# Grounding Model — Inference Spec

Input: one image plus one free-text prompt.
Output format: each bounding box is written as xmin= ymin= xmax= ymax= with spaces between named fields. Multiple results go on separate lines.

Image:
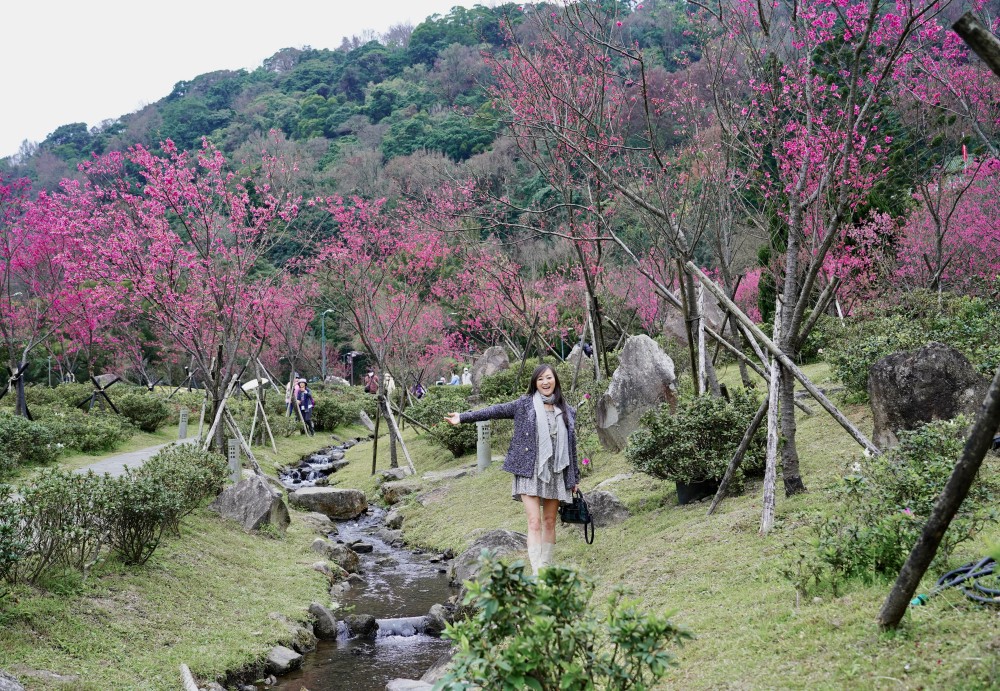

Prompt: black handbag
xmin=559 ymin=490 xmax=594 ymax=544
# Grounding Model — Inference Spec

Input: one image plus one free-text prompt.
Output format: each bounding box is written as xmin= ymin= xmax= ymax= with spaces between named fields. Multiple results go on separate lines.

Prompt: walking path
xmin=73 ymin=437 xmax=196 ymax=478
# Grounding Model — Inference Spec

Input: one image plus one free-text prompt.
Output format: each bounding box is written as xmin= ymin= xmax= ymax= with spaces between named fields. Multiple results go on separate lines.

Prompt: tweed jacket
xmin=460 ymin=395 xmax=580 ymax=489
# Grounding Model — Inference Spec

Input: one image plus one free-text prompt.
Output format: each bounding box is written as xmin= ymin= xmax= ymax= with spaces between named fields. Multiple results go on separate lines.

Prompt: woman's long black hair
xmin=526 ymin=364 xmax=568 ymax=416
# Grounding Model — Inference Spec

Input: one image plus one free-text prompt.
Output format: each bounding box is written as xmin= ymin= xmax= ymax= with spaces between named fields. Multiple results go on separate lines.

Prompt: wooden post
xmin=370 ymin=401 xmax=381 ymax=475
xmin=382 ymin=396 xmax=416 ymax=475
xmin=697 ymin=282 xmax=708 ymax=395
xmin=760 ymin=301 xmax=783 ymax=535
xmin=877 ymin=365 xmax=1000 ymax=629
xmin=686 ymin=261 xmax=879 ymax=456
xmin=202 ymin=374 xmax=239 ymax=451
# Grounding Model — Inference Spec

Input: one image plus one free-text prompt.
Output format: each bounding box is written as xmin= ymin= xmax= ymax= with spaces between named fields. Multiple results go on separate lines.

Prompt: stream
xmin=272 ymin=503 xmax=457 ymax=691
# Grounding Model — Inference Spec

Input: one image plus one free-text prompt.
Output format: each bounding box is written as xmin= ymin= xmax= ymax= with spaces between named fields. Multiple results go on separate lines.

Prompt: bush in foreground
xmin=116 ymin=392 xmax=171 ymax=433
xmin=783 ymin=417 xmax=999 ymax=596
xmin=437 ymin=553 xmax=691 ymax=690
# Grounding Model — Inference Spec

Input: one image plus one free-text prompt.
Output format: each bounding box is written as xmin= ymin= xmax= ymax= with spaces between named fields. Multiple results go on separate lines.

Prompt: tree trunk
xmin=778 ymin=345 xmax=806 ymax=496
xmin=384 ymin=398 xmax=399 ymax=469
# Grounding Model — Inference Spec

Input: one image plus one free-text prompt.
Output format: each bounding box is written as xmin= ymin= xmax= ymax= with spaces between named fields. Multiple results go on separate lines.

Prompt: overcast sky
xmin=1 ymin=0 xmax=479 ymax=158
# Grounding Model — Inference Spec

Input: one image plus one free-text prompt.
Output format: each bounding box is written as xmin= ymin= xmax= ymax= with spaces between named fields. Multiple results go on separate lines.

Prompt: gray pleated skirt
xmin=512 ymin=455 xmax=573 ymax=503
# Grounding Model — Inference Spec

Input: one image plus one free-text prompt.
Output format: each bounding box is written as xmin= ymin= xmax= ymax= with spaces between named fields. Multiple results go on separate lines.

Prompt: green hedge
xmin=116 ymin=392 xmax=171 ymax=433
xmin=0 ymin=413 xmax=59 ymax=476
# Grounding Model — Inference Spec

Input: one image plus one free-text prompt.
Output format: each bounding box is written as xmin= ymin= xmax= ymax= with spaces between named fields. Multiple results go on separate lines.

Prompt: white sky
xmin=0 ymin=0 xmax=479 ymax=158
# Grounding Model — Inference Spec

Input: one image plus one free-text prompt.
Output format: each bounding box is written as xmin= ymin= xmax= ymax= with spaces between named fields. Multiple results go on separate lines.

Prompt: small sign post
xmin=227 ymin=438 xmax=241 ymax=483
xmin=178 ymin=407 xmax=189 ymax=440
xmin=476 ymin=421 xmax=492 ymax=472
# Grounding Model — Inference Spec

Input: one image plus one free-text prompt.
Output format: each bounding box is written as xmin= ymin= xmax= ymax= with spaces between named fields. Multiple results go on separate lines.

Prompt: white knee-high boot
xmin=527 ymin=544 xmax=543 ymax=576
xmin=539 ymin=543 xmax=553 ymax=570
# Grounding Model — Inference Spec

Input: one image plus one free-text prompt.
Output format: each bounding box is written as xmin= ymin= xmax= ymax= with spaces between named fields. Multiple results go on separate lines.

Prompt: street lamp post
xmin=320 ymin=309 xmax=334 ymax=381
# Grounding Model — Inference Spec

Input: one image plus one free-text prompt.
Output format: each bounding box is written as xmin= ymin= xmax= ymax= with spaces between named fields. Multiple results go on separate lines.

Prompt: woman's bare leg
xmin=521 ymin=494 xmax=543 ymax=574
xmin=540 ymin=498 xmax=560 ymax=546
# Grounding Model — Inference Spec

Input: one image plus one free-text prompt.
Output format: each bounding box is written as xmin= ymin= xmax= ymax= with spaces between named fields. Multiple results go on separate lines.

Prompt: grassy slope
xmin=0 ymin=432 xmax=342 ymax=690
xmin=349 ymin=362 xmax=1000 ymax=690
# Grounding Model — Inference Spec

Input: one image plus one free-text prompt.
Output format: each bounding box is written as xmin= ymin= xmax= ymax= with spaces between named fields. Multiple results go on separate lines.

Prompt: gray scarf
xmin=533 ymin=391 xmax=570 ymax=483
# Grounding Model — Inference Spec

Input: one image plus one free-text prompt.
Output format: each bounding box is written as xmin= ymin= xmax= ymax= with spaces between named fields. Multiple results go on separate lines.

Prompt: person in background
xmin=448 ymin=370 xmax=461 ymax=385
xmin=444 ymin=364 xmax=581 ymax=575
xmin=412 ymin=382 xmax=426 ymax=399
xmin=461 ymin=367 xmax=472 ymax=386
xmin=383 ymin=372 xmax=396 ymax=400
xmin=295 ymin=379 xmax=315 ymax=435
xmin=363 ymin=369 xmax=379 ymax=395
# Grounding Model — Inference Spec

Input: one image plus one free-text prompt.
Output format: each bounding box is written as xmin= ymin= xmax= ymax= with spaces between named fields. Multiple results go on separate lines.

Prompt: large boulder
xmin=470 ymin=346 xmax=510 ymax=391
xmin=381 ymin=480 xmax=421 ymax=505
xmin=583 ymin=490 xmax=630 ymax=527
xmin=594 ymin=335 xmax=677 ymax=452
xmin=451 ymin=529 xmax=527 ymax=586
xmin=208 ymin=475 xmax=290 ymax=533
xmin=661 ymin=297 xmax=726 ymax=346
xmin=869 ymin=342 xmax=990 ymax=449
xmin=311 ymin=538 xmax=361 ymax=573
xmin=290 ymin=487 xmax=367 ymax=519
xmin=566 ymin=344 xmax=593 ymax=373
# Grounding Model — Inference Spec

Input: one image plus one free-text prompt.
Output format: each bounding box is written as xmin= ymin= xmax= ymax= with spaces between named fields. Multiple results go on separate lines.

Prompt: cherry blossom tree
xmin=58 ymin=139 xmax=304 ymax=448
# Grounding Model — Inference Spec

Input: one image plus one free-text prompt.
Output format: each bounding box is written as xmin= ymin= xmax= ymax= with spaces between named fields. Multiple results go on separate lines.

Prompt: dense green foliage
xmin=408 ymin=385 xmax=477 ymax=457
xmin=311 ymin=386 xmax=378 ymax=431
xmin=625 ymin=389 xmax=766 ymax=488
xmin=822 ymin=291 xmax=1000 ymax=402
xmin=115 ymin=392 xmax=171 ymax=433
xmin=438 ymin=553 xmax=691 ymax=690
xmin=136 ymin=446 xmax=229 ymax=533
xmin=34 ymin=407 xmax=135 ymax=454
xmin=784 ymin=418 xmax=999 ymax=596
xmin=1 ymin=446 xmax=229 ymax=586
xmin=0 ymin=413 xmax=58 ymax=474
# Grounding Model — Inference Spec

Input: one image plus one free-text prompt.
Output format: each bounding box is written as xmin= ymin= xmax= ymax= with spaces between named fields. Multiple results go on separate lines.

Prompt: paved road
xmin=74 ymin=437 xmax=196 ymax=478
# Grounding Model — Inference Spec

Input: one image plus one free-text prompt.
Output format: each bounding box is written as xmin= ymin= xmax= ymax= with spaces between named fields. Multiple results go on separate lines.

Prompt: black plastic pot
xmin=675 ymin=479 xmax=719 ymax=505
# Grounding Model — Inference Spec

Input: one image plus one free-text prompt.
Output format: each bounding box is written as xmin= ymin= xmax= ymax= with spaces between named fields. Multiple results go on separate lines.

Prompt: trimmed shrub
xmin=408 ymin=385 xmax=477 ymax=457
xmin=440 ymin=553 xmax=691 ymax=689
xmin=137 ymin=445 xmax=228 ymax=532
xmin=103 ymin=469 xmax=179 ymax=565
xmin=37 ymin=408 xmax=135 ymax=453
xmin=625 ymin=389 xmax=766 ymax=488
xmin=0 ymin=412 xmax=59 ymax=475
xmin=116 ymin=392 xmax=171 ymax=433
xmin=784 ymin=417 xmax=999 ymax=596
xmin=312 ymin=387 xmax=378 ymax=431
xmin=10 ymin=470 xmax=111 ymax=584
xmin=22 ymin=382 xmax=93 ymax=408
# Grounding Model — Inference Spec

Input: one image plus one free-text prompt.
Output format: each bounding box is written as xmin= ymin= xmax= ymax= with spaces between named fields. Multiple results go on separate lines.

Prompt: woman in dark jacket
xmin=445 ymin=364 xmax=580 ymax=575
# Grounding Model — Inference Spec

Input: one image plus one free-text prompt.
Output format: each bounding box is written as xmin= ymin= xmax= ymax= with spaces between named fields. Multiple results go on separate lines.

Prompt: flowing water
xmin=271 ymin=509 xmax=458 ymax=691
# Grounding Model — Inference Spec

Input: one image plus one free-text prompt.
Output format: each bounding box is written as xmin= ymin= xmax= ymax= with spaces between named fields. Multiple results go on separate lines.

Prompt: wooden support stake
xmin=760 ymin=301 xmax=783 ymax=535
xmin=370 ymin=401 xmax=381 ymax=475
xmin=708 ymin=395 xmax=769 ymax=515
xmin=686 ymin=261 xmax=879 ymax=456
xmin=382 ymin=396 xmax=416 ymax=475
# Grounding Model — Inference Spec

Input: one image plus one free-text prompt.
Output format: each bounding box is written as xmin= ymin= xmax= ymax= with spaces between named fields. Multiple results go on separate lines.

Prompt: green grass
xmin=374 ymin=362 xmax=1000 ymax=690
xmin=0 ymin=426 xmax=349 ymax=690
